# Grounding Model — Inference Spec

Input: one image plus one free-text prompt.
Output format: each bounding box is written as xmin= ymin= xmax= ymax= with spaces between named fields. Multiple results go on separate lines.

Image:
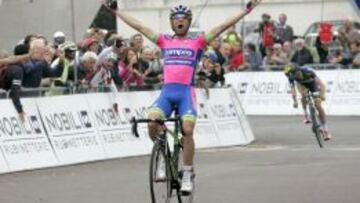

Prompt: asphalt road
xmin=0 ymin=116 xmax=359 ymax=203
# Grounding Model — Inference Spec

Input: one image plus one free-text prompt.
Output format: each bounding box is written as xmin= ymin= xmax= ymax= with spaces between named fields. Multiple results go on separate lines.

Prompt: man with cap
xmin=53 ymin=31 xmax=66 ymax=49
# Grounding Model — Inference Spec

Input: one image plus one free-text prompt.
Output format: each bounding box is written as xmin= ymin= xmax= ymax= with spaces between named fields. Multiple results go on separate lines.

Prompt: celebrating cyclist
xmin=104 ymin=0 xmax=261 ymax=193
xmin=284 ymin=63 xmax=332 ymax=141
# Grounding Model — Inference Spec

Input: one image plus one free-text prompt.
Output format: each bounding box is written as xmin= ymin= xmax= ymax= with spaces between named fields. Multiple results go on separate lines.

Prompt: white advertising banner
xmin=121 ymin=91 xmax=160 ymax=152
xmin=246 ymin=72 xmax=295 ymax=115
xmin=225 ymin=70 xmax=360 ymax=116
xmin=0 ymin=151 xmax=8 ymax=174
xmin=329 ymin=70 xmax=360 ymax=115
xmin=0 ymin=99 xmax=57 ymax=172
xmin=194 ymin=89 xmax=221 ymax=149
xmin=36 ymin=95 xmax=106 ymax=165
xmin=86 ymin=93 xmax=150 ymax=158
xmin=0 ymin=88 xmax=254 ymax=174
xmin=206 ymin=88 xmax=249 ymax=146
xmin=225 ymin=72 xmax=256 ymax=104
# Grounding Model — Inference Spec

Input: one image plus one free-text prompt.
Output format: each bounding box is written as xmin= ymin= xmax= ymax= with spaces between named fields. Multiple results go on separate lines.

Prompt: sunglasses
xmin=171 ymin=14 xmax=190 ymax=20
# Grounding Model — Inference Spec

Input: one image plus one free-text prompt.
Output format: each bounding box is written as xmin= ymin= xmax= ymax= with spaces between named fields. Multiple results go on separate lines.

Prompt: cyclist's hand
xmin=104 ymin=0 xmax=118 ymax=10
xmin=246 ymin=0 xmax=262 ymax=13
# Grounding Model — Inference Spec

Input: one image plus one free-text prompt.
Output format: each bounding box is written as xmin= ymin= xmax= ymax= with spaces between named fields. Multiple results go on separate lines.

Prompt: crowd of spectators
xmin=0 ymin=12 xmax=359 ymax=119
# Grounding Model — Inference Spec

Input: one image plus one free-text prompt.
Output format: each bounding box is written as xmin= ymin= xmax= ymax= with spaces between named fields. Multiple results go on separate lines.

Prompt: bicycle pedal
xmin=154 ymin=178 xmax=167 ymax=183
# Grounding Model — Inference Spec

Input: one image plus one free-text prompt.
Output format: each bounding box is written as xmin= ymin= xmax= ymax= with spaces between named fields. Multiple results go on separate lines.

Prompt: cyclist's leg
xmin=297 ymin=83 xmax=310 ymax=123
xmin=148 ymin=93 xmax=172 ymax=140
xmin=313 ymin=80 xmax=332 ymax=139
xmin=178 ymin=87 xmax=197 ymax=192
xmin=312 ymin=80 xmax=326 ymax=124
xmin=178 ymin=87 xmax=197 ymax=166
xmin=181 ymin=119 xmax=196 ymax=166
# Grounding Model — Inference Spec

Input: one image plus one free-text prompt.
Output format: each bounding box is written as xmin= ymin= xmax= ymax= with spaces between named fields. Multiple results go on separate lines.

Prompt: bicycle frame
xmin=160 ymin=122 xmax=183 ymax=181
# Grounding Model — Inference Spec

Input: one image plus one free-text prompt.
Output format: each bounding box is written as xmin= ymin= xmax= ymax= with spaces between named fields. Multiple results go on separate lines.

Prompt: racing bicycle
xmin=131 ymin=115 xmax=195 ymax=203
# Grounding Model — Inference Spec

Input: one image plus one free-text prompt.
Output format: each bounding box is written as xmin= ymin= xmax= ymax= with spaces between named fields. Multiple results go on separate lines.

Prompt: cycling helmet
xmin=204 ymin=51 xmax=219 ymax=64
xmin=283 ymin=63 xmax=297 ymax=74
xmin=60 ymin=41 xmax=77 ymax=51
xmin=170 ymin=5 xmax=192 ymax=20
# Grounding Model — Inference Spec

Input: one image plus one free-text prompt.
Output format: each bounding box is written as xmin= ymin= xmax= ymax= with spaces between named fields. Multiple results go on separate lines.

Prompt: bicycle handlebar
xmin=130 ymin=117 xmax=180 ymax=138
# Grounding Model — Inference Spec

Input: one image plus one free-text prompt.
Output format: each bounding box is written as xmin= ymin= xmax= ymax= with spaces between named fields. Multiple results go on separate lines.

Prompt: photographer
xmin=97 ymin=35 xmax=125 ymax=89
xmin=258 ymin=13 xmax=276 ymax=57
xmin=197 ymin=51 xmax=225 ymax=89
xmin=46 ymin=41 xmax=76 ymax=96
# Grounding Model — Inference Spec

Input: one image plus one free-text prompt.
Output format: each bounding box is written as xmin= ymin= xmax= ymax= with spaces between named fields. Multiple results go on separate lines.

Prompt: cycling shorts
xmin=149 ymin=84 xmax=197 ymax=122
xmin=296 ymin=80 xmax=326 ymax=101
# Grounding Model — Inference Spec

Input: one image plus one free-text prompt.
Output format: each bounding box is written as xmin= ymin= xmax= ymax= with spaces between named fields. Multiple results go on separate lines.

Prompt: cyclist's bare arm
xmin=107 ymin=6 xmax=157 ymax=41
xmin=206 ymin=0 xmax=261 ymax=41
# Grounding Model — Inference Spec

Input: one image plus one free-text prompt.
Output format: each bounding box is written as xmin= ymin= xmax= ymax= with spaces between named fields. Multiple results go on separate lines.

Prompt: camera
xmin=115 ymin=39 xmax=124 ymax=48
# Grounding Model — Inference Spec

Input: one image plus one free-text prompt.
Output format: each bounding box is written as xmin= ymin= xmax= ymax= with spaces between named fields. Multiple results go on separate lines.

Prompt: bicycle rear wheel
xmin=150 ymin=142 xmax=171 ymax=203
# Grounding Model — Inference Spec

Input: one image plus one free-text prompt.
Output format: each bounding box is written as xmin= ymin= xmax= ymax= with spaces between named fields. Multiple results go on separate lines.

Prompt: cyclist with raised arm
xmin=104 ymin=0 xmax=261 ymax=193
xmin=284 ymin=64 xmax=332 ymax=141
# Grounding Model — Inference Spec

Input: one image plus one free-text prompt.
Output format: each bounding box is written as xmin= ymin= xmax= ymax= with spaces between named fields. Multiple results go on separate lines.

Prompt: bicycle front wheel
xmin=150 ymin=142 xmax=171 ymax=203
xmin=315 ymin=128 xmax=325 ymax=148
xmin=309 ymin=105 xmax=324 ymax=148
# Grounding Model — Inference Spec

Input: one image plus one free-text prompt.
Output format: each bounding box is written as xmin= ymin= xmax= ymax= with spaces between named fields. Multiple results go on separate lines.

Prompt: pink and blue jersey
xmin=157 ymin=34 xmax=207 ymax=86
xmin=150 ymin=34 xmax=209 ymax=121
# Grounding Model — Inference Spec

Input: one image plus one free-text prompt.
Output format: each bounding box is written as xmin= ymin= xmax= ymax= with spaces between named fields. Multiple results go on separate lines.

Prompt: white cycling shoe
xmin=180 ymin=170 xmax=193 ymax=194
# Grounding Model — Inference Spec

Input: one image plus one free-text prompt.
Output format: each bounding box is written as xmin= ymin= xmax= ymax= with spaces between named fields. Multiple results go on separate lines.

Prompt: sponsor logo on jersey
xmin=163 ymin=48 xmax=195 ymax=58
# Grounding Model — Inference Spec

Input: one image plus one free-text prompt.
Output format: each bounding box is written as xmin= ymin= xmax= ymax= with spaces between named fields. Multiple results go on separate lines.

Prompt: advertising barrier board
xmin=0 ymin=99 xmax=57 ymax=171
xmin=36 ymin=95 xmax=106 ymax=165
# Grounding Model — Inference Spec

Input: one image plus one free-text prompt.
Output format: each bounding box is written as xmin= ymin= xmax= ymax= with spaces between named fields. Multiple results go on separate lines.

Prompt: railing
xmin=0 ymin=84 xmax=163 ymax=99
xmin=257 ymin=63 xmax=359 ymax=72
xmin=0 ymin=64 xmax=358 ymax=99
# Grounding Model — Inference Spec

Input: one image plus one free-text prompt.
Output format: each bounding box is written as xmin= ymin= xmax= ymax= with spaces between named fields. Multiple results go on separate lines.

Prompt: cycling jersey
xmin=149 ymin=33 xmax=210 ymax=121
xmin=286 ymin=66 xmax=320 ymax=92
xmin=157 ymin=34 xmax=208 ymax=85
